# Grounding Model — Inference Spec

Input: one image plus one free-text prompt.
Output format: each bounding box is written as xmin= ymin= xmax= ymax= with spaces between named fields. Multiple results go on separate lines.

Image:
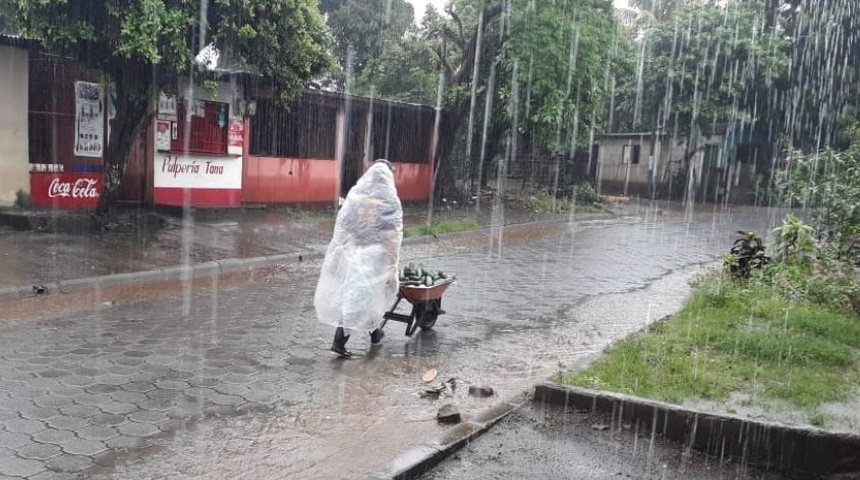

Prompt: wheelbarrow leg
xmin=405 ymin=301 xmax=427 ymax=336
xmin=380 ymin=295 xmax=406 ymax=332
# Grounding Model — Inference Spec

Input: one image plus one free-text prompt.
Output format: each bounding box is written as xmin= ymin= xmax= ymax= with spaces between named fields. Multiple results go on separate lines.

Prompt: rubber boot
xmin=330 ymin=327 xmax=351 ymax=358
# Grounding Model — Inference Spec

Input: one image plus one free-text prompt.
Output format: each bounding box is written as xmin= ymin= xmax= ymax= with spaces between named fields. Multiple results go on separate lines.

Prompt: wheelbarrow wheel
xmin=416 ymin=300 xmax=439 ymax=330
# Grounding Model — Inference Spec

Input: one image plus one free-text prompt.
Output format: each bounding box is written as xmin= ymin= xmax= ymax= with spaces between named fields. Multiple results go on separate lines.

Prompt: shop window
xmin=171 ymin=101 xmax=229 ymax=155
xmin=622 ymin=144 xmax=640 ymax=164
xmin=250 ymin=99 xmax=337 ymax=159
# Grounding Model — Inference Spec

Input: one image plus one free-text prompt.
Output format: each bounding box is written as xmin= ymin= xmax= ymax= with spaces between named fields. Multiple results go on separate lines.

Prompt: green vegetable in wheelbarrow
xmin=399 ymin=264 xmax=455 ymax=286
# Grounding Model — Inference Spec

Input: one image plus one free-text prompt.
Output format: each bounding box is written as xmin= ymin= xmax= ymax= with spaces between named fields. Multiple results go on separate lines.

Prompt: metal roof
xmin=0 ymin=34 xmax=38 ymax=49
xmin=598 ymin=132 xmax=665 ymax=139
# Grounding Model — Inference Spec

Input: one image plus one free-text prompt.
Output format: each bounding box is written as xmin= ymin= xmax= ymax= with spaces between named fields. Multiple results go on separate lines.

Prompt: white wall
xmin=0 ymin=45 xmax=29 ymax=207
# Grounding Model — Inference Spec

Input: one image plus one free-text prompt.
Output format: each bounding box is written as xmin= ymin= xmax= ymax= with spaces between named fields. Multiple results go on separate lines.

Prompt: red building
xmin=26 ymin=52 xmax=107 ymax=209
xmin=15 ymin=40 xmax=437 ymax=210
xmin=242 ymin=89 xmax=436 ymax=206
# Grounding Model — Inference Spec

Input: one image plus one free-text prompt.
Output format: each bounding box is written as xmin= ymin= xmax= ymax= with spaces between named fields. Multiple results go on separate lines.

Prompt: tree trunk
xmin=96 ymin=71 xmax=154 ymax=216
xmin=432 ymin=107 xmax=467 ymax=202
xmin=430 ymin=2 xmax=505 ymax=204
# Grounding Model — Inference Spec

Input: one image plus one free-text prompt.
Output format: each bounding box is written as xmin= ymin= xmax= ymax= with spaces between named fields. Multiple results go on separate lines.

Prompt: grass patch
xmin=403 ymin=219 xmax=480 ymax=238
xmin=566 ymin=273 xmax=860 ymax=408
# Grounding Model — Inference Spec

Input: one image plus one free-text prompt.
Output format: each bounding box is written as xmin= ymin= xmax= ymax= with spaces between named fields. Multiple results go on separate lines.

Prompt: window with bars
xmin=170 ymin=101 xmax=230 ymax=155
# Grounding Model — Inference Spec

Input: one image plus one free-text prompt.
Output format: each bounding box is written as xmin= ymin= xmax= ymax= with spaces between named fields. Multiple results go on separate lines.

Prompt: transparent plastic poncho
xmin=314 ymin=162 xmax=403 ymax=333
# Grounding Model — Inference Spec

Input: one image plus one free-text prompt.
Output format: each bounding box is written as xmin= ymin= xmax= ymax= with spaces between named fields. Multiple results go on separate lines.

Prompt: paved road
xmin=0 ymin=204 xmax=783 ymax=479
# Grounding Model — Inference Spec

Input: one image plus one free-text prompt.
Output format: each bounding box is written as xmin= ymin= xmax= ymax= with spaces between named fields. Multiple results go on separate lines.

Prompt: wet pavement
xmin=0 ymin=203 xmax=582 ymax=289
xmin=0 ymin=202 xmax=787 ymax=479
xmin=424 ymin=401 xmax=785 ymax=480
xmin=0 ymin=210 xmax=335 ymax=289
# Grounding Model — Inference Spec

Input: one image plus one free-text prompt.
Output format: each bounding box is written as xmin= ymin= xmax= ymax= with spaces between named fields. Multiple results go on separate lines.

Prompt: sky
xmin=407 ymin=0 xmax=630 ymax=21
xmin=406 ymin=0 xmax=447 ymax=20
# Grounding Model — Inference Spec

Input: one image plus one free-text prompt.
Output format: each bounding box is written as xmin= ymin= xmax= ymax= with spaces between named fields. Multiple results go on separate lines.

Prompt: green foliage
xmin=503 ymin=0 xmax=626 ymax=154
xmin=724 ymin=231 xmax=770 ymax=279
xmin=567 ymin=271 xmax=860 ymax=409
xmin=326 ymin=0 xmax=414 ymax=77
xmin=770 ymin=214 xmax=818 ymax=264
xmin=751 ymin=255 xmax=860 ymax=315
xmin=352 ymin=35 xmax=440 ymax=105
xmin=342 ymin=0 xmax=631 ymax=197
xmin=777 ymin=142 xmax=860 ymax=258
xmin=628 ymin=0 xmax=679 ymax=21
xmin=617 ymin=0 xmax=789 ymax=142
xmin=0 ymin=0 xmax=17 ymax=34
xmin=514 ymin=191 xmax=572 ymax=214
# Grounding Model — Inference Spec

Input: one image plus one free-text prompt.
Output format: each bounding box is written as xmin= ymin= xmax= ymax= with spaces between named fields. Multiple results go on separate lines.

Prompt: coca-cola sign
xmin=31 ymin=172 xmax=103 ymax=209
xmin=47 ymin=178 xmax=100 ymax=199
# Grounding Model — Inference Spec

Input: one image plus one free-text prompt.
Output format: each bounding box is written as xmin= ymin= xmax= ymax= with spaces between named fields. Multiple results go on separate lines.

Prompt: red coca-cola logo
xmin=48 ymin=178 xmax=100 ymax=199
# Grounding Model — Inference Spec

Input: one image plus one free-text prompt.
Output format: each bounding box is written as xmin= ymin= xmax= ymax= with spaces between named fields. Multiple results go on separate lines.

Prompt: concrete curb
xmin=363 ymin=399 xmax=523 ymax=480
xmin=533 ymin=383 xmax=860 ymax=480
xmin=0 ymin=213 xmax=626 ymax=305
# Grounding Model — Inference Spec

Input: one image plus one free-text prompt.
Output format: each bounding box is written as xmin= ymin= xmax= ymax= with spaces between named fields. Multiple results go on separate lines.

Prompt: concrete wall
xmin=596 ymin=135 xmax=681 ymax=197
xmin=597 ymin=134 xmax=733 ymax=200
xmin=0 ymin=45 xmax=29 ymax=207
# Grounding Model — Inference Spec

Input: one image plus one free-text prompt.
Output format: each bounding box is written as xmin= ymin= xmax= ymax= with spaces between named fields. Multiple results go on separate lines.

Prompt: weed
xmin=771 ymin=214 xmax=818 ymax=263
xmin=533 ymin=419 xmax=550 ymax=432
xmin=809 ymin=412 xmax=828 ymax=427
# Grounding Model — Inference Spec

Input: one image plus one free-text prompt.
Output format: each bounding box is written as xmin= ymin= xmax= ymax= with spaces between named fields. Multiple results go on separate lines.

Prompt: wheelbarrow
xmin=381 ymin=279 xmax=455 ymax=336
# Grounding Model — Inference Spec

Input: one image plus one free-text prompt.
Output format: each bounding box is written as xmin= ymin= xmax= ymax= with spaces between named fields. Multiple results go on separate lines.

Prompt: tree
xmin=415 ymin=0 xmax=626 ymax=200
xmin=337 ymin=0 xmax=627 ymax=201
xmin=774 ymin=0 xmax=860 ymax=151
xmin=778 ymin=136 xmax=860 ymax=258
xmin=325 ymin=0 xmax=415 ymax=78
xmin=612 ymin=0 xmax=790 ymax=199
xmin=352 ymin=31 xmax=439 ymax=105
xmin=16 ymin=0 xmax=333 ymax=215
xmin=503 ymin=0 xmax=624 ymax=156
xmin=634 ymin=1 xmax=788 ymax=134
xmin=0 ymin=0 xmax=16 ymax=34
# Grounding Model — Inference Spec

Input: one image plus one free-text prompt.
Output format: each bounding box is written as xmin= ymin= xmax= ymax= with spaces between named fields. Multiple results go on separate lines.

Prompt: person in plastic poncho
xmin=314 ymin=159 xmax=403 ymax=357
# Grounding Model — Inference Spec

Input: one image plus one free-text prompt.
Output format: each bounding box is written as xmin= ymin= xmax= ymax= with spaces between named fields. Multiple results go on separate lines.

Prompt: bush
xmin=771 ymin=213 xmax=818 ymax=264
xmin=756 ymin=214 xmax=860 ymax=314
xmin=723 ymin=231 xmax=770 ymax=279
xmin=752 ymin=255 xmax=860 ymax=314
xmin=777 ymin=141 xmax=860 ymax=259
